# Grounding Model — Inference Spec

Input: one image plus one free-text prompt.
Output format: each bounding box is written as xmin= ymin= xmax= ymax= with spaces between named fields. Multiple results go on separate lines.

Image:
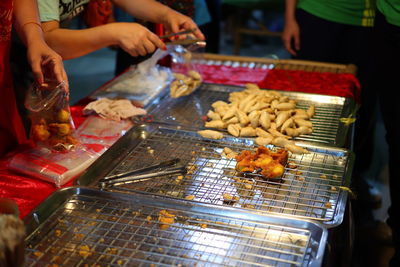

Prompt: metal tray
xmin=24 ymin=187 xmax=327 ymax=267
xmin=146 ymin=83 xmax=356 ymax=147
xmin=76 ymin=124 xmax=354 ymax=227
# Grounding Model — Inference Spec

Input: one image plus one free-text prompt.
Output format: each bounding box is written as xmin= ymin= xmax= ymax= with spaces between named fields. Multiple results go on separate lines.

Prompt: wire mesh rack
xmin=147 ymin=83 xmax=355 ymax=147
xmin=77 ymin=124 xmax=353 ymax=227
xmin=24 ymin=187 xmax=327 ymax=267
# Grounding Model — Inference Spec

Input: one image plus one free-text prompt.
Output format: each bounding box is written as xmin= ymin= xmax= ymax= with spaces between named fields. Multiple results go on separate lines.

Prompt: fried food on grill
xmin=235 ymin=146 xmax=288 ymax=180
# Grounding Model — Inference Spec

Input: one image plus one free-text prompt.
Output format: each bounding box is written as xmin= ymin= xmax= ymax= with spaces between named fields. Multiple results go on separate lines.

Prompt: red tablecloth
xmin=0 ymin=64 xmax=360 ymax=219
xmin=0 ymin=105 xmax=87 ymax=219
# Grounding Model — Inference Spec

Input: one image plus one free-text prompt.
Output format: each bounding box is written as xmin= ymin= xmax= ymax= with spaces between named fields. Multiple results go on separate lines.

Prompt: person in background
xmin=372 ymin=1 xmax=400 ymax=266
xmin=0 ymin=0 xmax=67 ymax=157
xmin=199 ymin=0 xmax=222 ymax=54
xmin=282 ymin=0 xmax=379 ymax=222
xmin=37 ymin=0 xmax=205 ymax=61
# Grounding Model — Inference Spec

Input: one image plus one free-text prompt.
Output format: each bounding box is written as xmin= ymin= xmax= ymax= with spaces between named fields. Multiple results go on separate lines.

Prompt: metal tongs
xmin=99 ymin=158 xmax=186 ymax=188
xmin=160 ymin=28 xmax=206 ymax=47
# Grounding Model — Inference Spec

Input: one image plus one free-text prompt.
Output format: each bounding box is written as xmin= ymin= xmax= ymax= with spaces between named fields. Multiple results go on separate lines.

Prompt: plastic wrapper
xmin=168 ymin=42 xmax=206 ymax=98
xmin=99 ymin=49 xmax=174 ymax=106
xmin=75 ymin=115 xmax=134 ymax=147
xmin=8 ymin=145 xmax=106 ymax=187
xmin=25 ymin=81 xmax=79 ymax=152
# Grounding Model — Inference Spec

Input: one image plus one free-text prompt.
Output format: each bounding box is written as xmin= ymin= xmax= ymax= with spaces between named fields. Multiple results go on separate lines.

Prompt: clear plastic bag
xmin=8 ymin=145 xmax=106 ymax=187
xmin=102 ymin=49 xmax=174 ymax=106
xmin=25 ymin=80 xmax=79 ymax=152
xmin=168 ymin=43 xmax=206 ymax=98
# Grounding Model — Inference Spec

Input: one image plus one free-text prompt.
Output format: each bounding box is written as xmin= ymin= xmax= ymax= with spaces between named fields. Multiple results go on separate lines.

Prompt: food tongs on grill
xmin=99 ymin=158 xmax=186 ymax=188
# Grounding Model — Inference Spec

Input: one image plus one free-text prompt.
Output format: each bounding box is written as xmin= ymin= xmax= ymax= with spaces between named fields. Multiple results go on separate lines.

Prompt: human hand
xmin=160 ymin=9 xmax=205 ymax=41
xmin=26 ymin=41 xmax=69 ymax=91
xmin=112 ymin=22 xmax=167 ymax=57
xmin=282 ymin=19 xmax=300 ymax=56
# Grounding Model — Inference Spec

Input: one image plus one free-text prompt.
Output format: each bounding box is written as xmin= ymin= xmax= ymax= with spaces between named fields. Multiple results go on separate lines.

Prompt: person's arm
xmin=40 ymin=0 xmax=204 ymax=60
xmin=112 ymin=0 xmax=205 ymax=40
xmin=13 ymin=0 xmax=68 ymax=86
xmin=282 ymin=0 xmax=300 ymax=56
xmin=41 ymin=21 xmax=166 ymax=60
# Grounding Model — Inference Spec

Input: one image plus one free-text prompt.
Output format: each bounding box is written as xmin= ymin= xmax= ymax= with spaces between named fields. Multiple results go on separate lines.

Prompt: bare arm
xmin=282 ymin=0 xmax=300 ymax=56
xmin=41 ymin=0 xmax=204 ymax=60
xmin=41 ymin=21 xmax=167 ymax=60
xmin=13 ymin=0 xmax=68 ymax=86
xmin=41 ymin=21 xmax=116 ymax=59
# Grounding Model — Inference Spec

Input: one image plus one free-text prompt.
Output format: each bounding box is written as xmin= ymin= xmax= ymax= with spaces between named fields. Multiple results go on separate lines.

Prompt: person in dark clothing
xmin=282 ymin=0 xmax=379 ymax=222
xmin=372 ymin=1 xmax=400 ymax=265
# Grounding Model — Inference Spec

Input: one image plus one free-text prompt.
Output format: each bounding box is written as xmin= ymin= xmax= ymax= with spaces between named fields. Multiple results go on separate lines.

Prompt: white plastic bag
xmin=104 ymin=49 xmax=174 ymax=102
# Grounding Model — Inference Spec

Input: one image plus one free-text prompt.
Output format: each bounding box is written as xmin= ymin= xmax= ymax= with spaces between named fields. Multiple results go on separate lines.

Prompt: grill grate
xmin=147 ymin=83 xmax=354 ymax=147
xmin=88 ymin=125 xmax=352 ymax=227
xmin=25 ymin=188 xmax=326 ymax=267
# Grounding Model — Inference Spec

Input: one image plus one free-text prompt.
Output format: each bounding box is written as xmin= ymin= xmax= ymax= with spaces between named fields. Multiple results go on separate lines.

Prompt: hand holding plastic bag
xmin=25 ymin=80 xmax=78 ymax=151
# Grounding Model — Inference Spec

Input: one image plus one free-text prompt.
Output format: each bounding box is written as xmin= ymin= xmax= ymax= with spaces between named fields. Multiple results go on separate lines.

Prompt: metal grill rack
xmin=77 ymin=124 xmax=353 ymax=227
xmin=25 ymin=187 xmax=327 ymax=267
xmin=147 ymin=83 xmax=355 ymax=147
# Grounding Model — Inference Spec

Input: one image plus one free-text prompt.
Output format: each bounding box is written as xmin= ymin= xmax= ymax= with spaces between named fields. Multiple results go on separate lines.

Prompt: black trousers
xmin=294 ymin=9 xmax=377 ymax=200
xmin=373 ymin=11 xmax=400 ymax=267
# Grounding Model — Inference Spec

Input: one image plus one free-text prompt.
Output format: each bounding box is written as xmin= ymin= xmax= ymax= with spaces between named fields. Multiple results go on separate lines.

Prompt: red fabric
xmin=0 ymin=106 xmax=86 ymax=219
xmin=187 ymin=64 xmax=268 ymax=85
xmin=0 ymin=0 xmax=28 ymax=157
xmin=70 ymin=105 xmax=86 ymax=128
xmin=0 ymin=156 xmax=74 ymax=219
xmin=257 ymin=69 xmax=361 ymax=104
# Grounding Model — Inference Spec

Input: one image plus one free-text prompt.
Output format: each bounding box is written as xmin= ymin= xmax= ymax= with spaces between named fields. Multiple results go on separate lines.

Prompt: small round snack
xmin=48 ymin=123 xmax=70 ymax=136
xmin=32 ymin=124 xmax=50 ymax=142
xmin=56 ymin=109 xmax=70 ymax=123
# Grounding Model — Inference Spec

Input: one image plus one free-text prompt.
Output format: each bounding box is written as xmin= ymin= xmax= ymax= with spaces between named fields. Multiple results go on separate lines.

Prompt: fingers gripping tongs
xmin=99 ymin=159 xmax=186 ymax=188
xmin=160 ymin=28 xmax=206 ymax=47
